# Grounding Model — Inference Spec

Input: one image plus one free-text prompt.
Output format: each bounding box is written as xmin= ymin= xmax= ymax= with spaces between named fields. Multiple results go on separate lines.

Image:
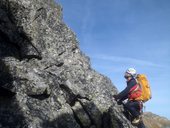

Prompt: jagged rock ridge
xmin=0 ymin=0 xmax=149 ymax=128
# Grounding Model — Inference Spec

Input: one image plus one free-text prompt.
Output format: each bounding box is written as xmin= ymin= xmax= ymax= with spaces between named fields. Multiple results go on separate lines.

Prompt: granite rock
xmin=0 ymin=0 xmax=140 ymax=128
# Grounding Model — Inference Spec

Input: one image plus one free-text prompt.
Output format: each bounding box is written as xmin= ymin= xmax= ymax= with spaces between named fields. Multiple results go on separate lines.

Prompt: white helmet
xmin=125 ymin=68 xmax=137 ymax=77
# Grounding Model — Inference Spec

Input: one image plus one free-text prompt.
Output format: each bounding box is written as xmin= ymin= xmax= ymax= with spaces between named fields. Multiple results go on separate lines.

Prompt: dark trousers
xmin=124 ymin=101 xmax=141 ymax=118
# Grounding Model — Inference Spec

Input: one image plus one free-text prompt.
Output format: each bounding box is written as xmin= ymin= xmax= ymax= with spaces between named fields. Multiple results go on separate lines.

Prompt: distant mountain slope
xmin=143 ymin=112 xmax=170 ymax=128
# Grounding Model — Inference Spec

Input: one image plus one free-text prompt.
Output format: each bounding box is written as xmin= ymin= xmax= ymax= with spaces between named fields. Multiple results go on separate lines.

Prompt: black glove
xmin=117 ymin=100 xmax=122 ymax=105
xmin=113 ymin=95 xmax=118 ymax=101
xmin=113 ymin=95 xmax=123 ymax=105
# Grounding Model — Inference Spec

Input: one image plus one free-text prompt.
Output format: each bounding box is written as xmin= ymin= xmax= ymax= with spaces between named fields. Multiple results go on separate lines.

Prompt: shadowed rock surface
xmin=0 ymin=0 xmax=169 ymax=128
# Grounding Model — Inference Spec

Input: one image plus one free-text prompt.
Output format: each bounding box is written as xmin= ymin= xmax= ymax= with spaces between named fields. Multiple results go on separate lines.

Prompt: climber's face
xmin=124 ymin=72 xmax=132 ymax=80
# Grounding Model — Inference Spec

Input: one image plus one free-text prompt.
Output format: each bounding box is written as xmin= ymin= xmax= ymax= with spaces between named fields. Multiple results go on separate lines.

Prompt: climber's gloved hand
xmin=113 ymin=95 xmax=118 ymax=101
xmin=117 ymin=100 xmax=122 ymax=105
xmin=113 ymin=95 xmax=122 ymax=105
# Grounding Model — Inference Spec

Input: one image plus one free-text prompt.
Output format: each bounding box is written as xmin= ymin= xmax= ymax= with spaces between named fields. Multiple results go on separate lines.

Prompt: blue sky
xmin=57 ymin=0 xmax=170 ymax=119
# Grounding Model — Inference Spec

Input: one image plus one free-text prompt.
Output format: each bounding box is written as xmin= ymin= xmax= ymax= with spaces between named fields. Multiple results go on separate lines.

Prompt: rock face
xmin=143 ymin=112 xmax=170 ymax=128
xmin=0 ymin=0 xmax=144 ymax=128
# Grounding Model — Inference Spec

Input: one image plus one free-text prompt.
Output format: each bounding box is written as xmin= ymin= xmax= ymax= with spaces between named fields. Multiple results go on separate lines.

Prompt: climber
xmin=113 ymin=68 xmax=143 ymax=125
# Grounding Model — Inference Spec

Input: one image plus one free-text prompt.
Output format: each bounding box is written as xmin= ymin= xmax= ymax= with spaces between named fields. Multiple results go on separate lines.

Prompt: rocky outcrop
xmin=0 ymin=0 xmax=148 ymax=128
xmin=143 ymin=112 xmax=170 ymax=128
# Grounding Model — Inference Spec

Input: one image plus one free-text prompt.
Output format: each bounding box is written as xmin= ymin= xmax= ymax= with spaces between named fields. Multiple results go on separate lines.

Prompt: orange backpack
xmin=135 ymin=74 xmax=152 ymax=102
